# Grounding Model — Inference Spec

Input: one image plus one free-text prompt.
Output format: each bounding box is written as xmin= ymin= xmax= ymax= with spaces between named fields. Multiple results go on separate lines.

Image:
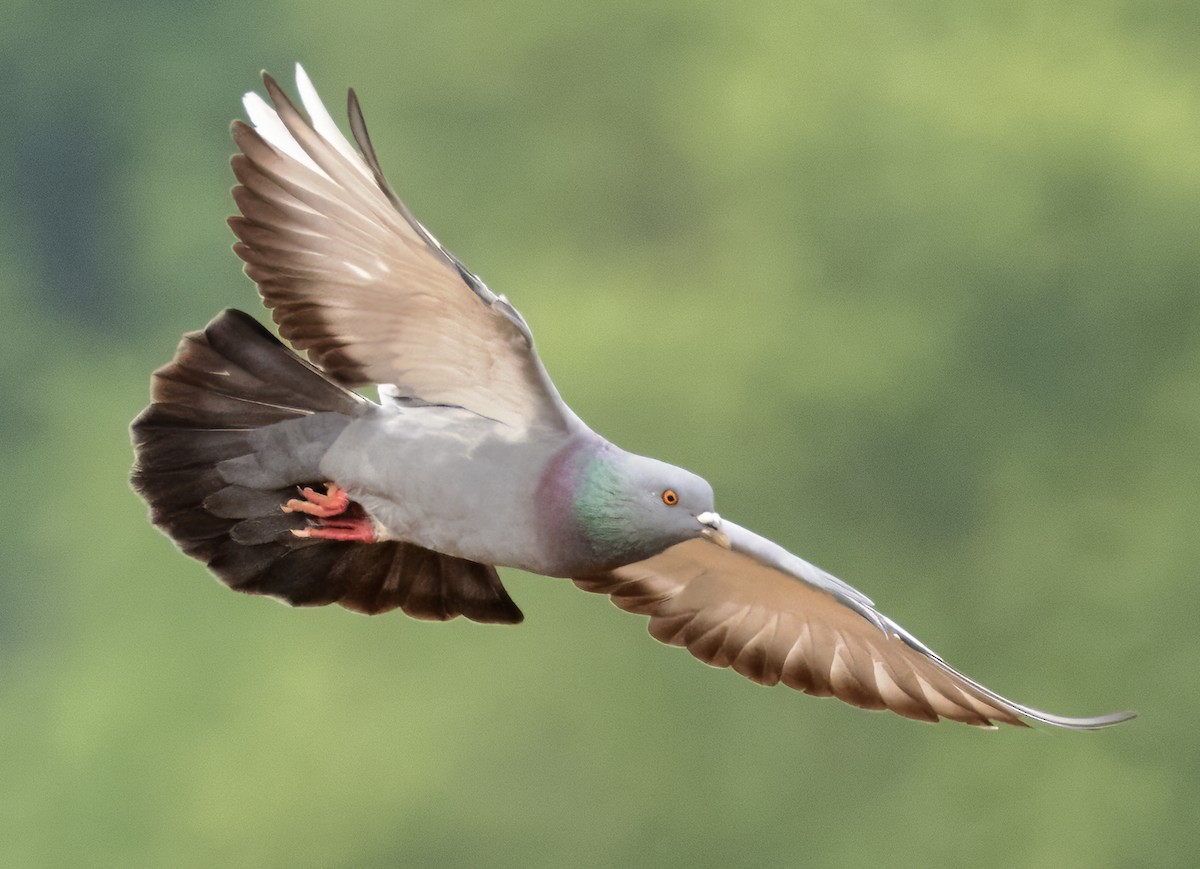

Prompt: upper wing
xmin=576 ymin=520 xmax=1135 ymax=729
xmin=228 ymin=65 xmax=581 ymax=433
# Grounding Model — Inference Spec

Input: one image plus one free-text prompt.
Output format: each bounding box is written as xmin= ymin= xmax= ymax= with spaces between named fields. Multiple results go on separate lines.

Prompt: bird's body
xmin=323 ymin=403 xmax=571 ymax=573
xmin=314 ymin=407 xmax=711 ymax=577
xmin=130 ymin=65 xmax=1134 ymax=730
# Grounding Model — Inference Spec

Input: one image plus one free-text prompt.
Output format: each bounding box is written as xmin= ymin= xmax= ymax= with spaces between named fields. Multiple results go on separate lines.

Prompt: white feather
xmin=242 ymin=91 xmax=328 ymax=178
xmin=294 ymin=63 xmax=372 ymax=179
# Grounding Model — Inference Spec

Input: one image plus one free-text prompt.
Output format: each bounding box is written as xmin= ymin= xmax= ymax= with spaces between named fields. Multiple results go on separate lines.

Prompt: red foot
xmin=281 ymin=483 xmax=350 ymax=518
xmin=291 ymin=517 xmax=377 ymax=543
xmin=282 ymin=482 xmax=378 ymax=543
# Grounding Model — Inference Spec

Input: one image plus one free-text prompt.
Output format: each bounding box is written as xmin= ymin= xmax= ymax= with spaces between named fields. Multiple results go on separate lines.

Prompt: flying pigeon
xmin=130 ymin=65 xmax=1134 ymax=730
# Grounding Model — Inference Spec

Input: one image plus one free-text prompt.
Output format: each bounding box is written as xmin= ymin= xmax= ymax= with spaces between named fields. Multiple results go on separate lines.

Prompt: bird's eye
xmin=661 ymin=489 xmax=679 ymax=506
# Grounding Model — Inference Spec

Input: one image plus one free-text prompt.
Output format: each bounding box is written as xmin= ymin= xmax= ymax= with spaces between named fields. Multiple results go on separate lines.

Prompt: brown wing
xmin=228 ymin=65 xmax=578 ymax=433
xmin=576 ymin=531 xmax=1134 ymax=729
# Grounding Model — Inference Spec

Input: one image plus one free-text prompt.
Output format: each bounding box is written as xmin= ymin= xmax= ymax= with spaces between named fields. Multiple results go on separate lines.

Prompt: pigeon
xmin=130 ymin=65 xmax=1134 ymax=730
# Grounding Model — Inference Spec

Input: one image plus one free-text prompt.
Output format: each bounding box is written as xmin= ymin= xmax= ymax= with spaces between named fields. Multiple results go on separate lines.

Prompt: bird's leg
xmin=281 ymin=483 xmax=350 ymax=517
xmin=291 ymin=517 xmax=377 ymax=543
xmin=282 ymin=483 xmax=379 ymax=543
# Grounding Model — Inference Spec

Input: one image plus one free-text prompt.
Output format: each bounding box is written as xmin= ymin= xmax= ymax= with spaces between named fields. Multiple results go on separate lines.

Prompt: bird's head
xmin=570 ymin=446 xmax=724 ymax=567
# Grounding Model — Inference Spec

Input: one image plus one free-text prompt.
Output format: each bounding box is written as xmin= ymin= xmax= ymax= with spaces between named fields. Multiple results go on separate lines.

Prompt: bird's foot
xmin=291 ymin=516 xmax=377 ymax=543
xmin=281 ymin=483 xmax=350 ymax=518
xmin=282 ymin=483 xmax=378 ymax=542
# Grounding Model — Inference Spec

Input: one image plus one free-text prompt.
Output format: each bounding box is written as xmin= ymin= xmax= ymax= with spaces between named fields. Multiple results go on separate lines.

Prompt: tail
xmin=131 ymin=309 xmax=523 ymax=624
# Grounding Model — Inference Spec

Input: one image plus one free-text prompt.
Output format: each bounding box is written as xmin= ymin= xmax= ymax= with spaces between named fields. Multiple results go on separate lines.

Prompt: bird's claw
xmin=281 ymin=483 xmax=350 ymax=517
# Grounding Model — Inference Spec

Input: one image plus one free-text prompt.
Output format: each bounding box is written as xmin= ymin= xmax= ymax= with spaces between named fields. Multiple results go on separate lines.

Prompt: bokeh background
xmin=3 ymin=2 xmax=1195 ymax=866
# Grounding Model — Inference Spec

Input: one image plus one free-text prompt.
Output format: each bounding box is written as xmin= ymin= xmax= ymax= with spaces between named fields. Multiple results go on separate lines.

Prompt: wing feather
xmin=576 ymin=529 xmax=1135 ymax=729
xmin=230 ymin=66 xmax=580 ymax=432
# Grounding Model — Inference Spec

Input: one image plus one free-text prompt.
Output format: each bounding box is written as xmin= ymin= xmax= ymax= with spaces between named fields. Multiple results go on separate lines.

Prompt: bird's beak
xmin=697 ymin=511 xmax=732 ymax=549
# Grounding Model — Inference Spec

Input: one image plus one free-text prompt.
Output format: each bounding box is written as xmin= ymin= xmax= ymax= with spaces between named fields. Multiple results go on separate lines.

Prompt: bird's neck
xmin=534 ymin=437 xmax=648 ymax=574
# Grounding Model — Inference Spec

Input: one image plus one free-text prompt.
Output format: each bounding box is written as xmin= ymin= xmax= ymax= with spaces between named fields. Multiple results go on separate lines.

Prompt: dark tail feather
xmin=131 ymin=309 xmax=523 ymax=625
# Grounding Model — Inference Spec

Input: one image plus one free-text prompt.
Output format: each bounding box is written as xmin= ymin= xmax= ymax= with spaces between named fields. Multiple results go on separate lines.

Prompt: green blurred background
xmin=3 ymin=2 xmax=1194 ymax=866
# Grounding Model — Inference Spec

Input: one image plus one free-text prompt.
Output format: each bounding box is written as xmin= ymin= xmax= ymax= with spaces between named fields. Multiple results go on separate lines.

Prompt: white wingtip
xmin=1012 ymin=705 xmax=1137 ymax=732
xmin=241 ymin=64 xmax=372 ymax=183
xmin=242 ymin=88 xmax=325 ymax=176
xmin=293 ymin=63 xmax=370 ymax=176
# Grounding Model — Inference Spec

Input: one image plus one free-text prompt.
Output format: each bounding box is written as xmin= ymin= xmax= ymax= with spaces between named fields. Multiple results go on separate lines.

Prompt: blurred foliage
xmin=2 ymin=1 xmax=1196 ymax=867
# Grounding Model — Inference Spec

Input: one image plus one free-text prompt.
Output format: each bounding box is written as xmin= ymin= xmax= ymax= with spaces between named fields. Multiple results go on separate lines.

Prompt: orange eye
xmin=661 ymin=489 xmax=679 ymax=506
